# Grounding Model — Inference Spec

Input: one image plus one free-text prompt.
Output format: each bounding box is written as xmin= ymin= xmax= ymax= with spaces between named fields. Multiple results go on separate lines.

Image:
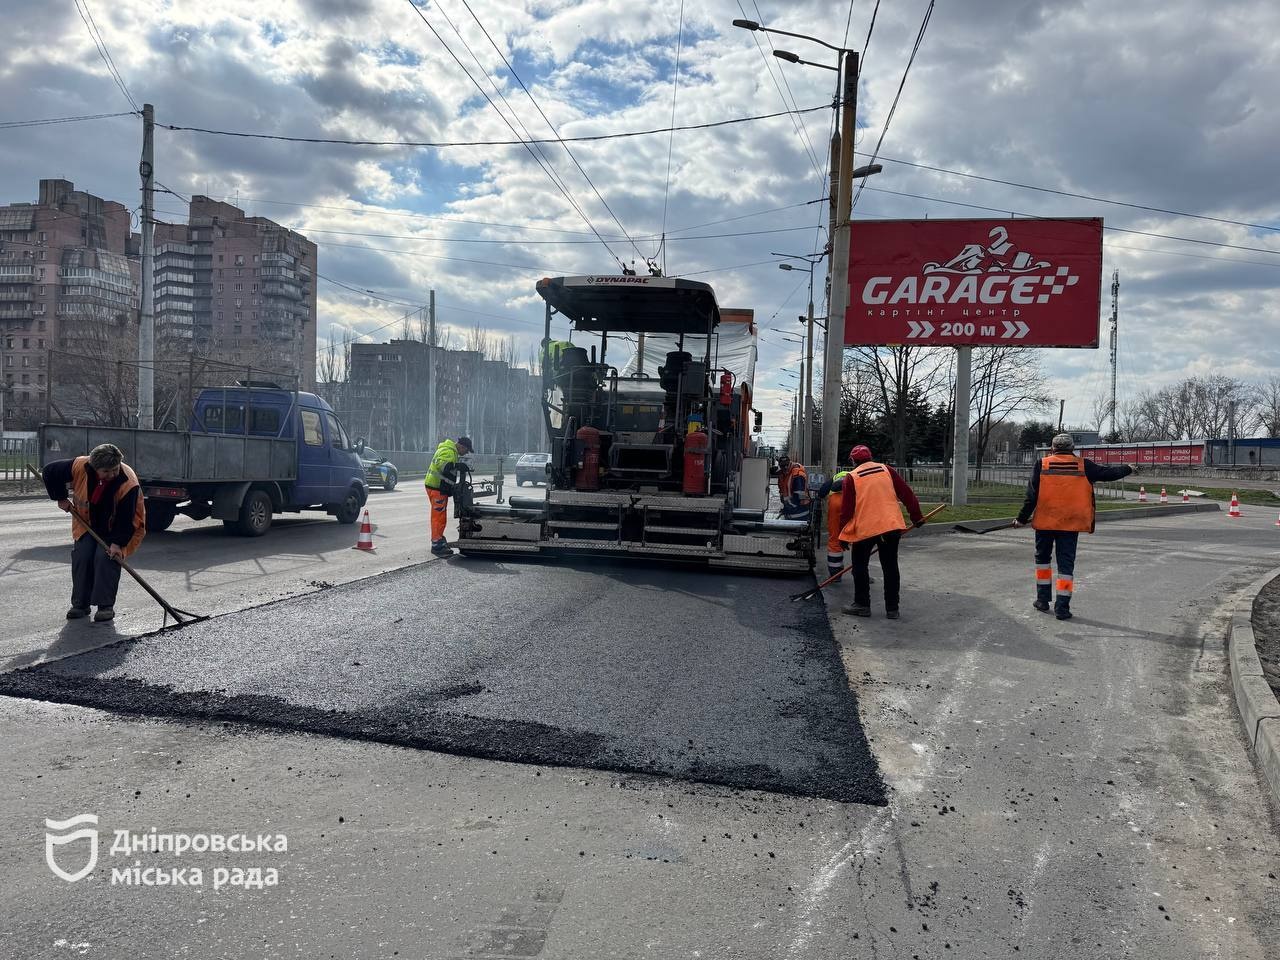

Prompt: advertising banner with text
xmin=845 ymin=218 xmax=1103 ymax=347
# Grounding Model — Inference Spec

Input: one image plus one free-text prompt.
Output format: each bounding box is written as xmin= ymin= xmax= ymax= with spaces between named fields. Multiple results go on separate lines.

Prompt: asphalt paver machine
xmin=454 ymin=275 xmax=814 ymax=573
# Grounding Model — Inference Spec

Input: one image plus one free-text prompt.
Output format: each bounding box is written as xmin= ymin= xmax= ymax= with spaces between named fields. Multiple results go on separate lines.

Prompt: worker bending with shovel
xmin=1013 ymin=433 xmax=1135 ymax=620
xmin=838 ymin=445 xmax=925 ymax=620
xmin=424 ymin=435 xmax=472 ymax=556
xmin=42 ymin=443 xmax=146 ymax=622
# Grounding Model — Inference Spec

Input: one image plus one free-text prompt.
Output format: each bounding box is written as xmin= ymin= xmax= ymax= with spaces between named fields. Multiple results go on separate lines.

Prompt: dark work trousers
xmin=853 ymin=530 xmax=902 ymax=611
xmin=71 ymin=533 xmax=123 ymax=609
xmin=1034 ymin=530 xmax=1079 ymax=586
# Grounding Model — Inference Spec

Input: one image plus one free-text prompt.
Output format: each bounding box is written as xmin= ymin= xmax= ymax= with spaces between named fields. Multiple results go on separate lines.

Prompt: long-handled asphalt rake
xmin=790 ymin=503 xmax=947 ymax=602
xmin=953 ymin=520 xmax=1020 ymax=535
xmin=28 ymin=464 xmax=209 ymax=628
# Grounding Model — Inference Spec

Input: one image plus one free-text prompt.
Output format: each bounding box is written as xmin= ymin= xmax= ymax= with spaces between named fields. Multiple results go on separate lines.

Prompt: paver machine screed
xmin=454 ymin=275 xmax=815 ymax=573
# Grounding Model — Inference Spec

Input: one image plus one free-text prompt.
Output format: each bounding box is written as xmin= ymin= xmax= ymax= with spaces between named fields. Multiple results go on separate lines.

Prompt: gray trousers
xmin=71 ymin=534 xmax=122 ymax=609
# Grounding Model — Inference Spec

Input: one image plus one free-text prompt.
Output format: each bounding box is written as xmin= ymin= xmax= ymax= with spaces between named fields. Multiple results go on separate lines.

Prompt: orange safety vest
xmin=1032 ymin=454 xmax=1094 ymax=533
xmin=778 ymin=463 xmax=809 ymax=503
xmin=69 ymin=455 xmax=147 ymax=558
xmin=839 ymin=461 xmax=908 ymax=544
xmin=826 ymin=471 xmax=849 ymax=551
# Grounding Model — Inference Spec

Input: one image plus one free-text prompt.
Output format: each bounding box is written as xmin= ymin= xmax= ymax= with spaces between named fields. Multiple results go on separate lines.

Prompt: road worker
xmin=41 ymin=442 xmax=146 ymax=622
xmin=776 ymin=454 xmax=810 ymax=520
xmin=813 ymin=458 xmax=853 ymax=582
xmin=1013 ymin=433 xmax=1135 ymax=620
xmin=425 ymin=435 xmax=473 ymax=556
xmin=838 ymin=445 xmax=924 ymax=620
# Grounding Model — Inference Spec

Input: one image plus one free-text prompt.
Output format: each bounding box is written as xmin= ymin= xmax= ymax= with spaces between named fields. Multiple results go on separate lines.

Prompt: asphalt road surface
xmin=2 ymin=501 xmax=1279 ymax=958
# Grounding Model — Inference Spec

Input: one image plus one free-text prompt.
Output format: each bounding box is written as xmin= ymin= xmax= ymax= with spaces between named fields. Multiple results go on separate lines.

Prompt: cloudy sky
xmin=3 ymin=0 xmax=1278 ymax=443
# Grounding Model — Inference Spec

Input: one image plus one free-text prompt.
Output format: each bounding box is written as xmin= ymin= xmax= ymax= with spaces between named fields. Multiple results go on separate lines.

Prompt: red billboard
xmin=845 ymin=218 xmax=1104 ymax=347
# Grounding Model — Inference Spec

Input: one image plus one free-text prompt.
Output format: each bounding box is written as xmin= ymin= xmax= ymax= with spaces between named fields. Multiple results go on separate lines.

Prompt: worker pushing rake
xmin=30 ymin=453 xmax=206 ymax=629
xmin=792 ymin=445 xmax=943 ymax=618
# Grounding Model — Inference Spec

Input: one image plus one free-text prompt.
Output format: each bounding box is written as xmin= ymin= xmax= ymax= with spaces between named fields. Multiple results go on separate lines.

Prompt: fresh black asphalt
xmin=0 ymin=557 xmax=884 ymax=804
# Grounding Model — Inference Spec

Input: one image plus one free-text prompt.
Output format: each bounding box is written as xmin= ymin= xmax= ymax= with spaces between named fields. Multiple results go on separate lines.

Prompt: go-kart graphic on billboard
xmin=845 ymin=218 xmax=1104 ymax=347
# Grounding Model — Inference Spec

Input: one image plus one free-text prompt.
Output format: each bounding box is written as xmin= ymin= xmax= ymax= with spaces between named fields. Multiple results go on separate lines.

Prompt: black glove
xmin=913 ymin=518 xmax=926 ymax=529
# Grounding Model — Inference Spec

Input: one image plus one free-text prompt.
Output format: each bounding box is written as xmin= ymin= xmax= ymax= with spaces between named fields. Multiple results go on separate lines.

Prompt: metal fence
xmin=0 ymin=435 xmax=39 ymax=492
xmin=895 ymin=463 xmax=1128 ymax=502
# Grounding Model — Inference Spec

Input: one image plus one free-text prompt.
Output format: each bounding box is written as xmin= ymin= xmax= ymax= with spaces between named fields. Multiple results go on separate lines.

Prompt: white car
xmin=515 ymin=452 xmax=551 ymax=486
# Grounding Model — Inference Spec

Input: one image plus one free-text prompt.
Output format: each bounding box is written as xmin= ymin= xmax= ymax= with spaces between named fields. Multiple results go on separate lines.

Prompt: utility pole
xmin=1057 ymin=398 xmax=1066 ymax=433
xmin=803 ymin=304 xmax=813 ymax=464
xmin=137 ymin=103 xmax=155 ymax=429
xmin=820 ymin=51 xmax=858 ymax=481
xmin=1109 ymin=269 xmax=1119 ymax=437
xmin=427 ymin=289 xmax=437 ymax=446
xmin=951 ymin=347 xmax=971 ymax=506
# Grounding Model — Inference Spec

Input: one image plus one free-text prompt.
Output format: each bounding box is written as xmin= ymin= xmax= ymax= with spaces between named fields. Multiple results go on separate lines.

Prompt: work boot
xmin=886 ymin=610 xmax=901 ymax=620
xmin=93 ymin=607 xmax=115 ymax=622
xmin=1054 ymin=597 xmax=1072 ymax=621
xmin=1033 ymin=585 xmax=1051 ymax=612
xmin=66 ymin=607 xmax=89 ymax=620
xmin=431 ymin=540 xmax=452 ymax=557
xmin=844 ymin=604 xmax=872 ymax=617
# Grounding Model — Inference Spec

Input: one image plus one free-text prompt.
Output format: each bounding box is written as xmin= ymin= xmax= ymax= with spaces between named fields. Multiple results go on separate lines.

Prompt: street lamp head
xmin=773 ymin=49 xmax=801 ymax=63
xmin=778 ymin=262 xmax=795 ymax=271
xmin=731 ymin=18 xmax=760 ymax=30
xmin=851 ymin=163 xmax=884 ymax=179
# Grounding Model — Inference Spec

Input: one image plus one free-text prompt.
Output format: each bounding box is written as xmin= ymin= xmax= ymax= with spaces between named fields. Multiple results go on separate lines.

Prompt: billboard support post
xmin=951 ymin=346 xmax=971 ymax=507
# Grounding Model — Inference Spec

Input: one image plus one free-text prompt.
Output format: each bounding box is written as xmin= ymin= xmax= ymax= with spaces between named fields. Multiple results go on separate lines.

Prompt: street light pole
xmin=777 ymin=255 xmax=820 ymax=466
xmin=821 ymin=51 xmax=858 ymax=480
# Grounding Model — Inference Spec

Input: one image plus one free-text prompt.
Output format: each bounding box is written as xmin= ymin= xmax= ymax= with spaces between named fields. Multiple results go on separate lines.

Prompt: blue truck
xmin=39 ymin=383 xmax=368 ymax=537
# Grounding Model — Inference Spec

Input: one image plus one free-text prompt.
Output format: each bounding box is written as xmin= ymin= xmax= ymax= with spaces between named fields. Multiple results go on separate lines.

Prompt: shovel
xmin=28 ymin=464 xmax=209 ymax=628
xmin=790 ymin=503 xmax=947 ymax=602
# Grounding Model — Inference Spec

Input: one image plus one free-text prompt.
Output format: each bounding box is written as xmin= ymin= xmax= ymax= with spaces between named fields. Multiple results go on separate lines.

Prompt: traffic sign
xmin=845 ymin=218 xmax=1103 ymax=347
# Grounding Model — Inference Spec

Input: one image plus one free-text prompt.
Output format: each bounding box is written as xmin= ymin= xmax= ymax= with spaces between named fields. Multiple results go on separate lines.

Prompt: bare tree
xmin=850 ymin=345 xmax=948 ymax=465
xmin=969 ymin=347 xmax=1053 ymax=471
xmin=1252 ymin=376 xmax=1280 ymax=438
xmin=1128 ymin=375 xmax=1257 ymax=440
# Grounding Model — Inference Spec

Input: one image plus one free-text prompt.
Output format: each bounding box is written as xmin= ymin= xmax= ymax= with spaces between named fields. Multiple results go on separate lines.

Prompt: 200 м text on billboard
xmin=844 ymin=218 xmax=1104 ymax=347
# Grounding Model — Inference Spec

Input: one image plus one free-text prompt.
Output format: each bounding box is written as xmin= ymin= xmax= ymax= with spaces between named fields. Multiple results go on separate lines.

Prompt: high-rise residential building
xmin=0 ymin=179 xmax=139 ymax=428
xmin=155 ymin=197 xmax=317 ymax=388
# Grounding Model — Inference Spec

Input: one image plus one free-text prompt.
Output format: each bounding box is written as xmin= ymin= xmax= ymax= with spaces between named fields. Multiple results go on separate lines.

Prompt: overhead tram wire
xmin=659 ymin=0 xmax=686 ymax=273
xmin=751 ymin=0 xmax=824 ymax=184
xmin=861 ymin=0 xmax=882 ymax=63
xmin=454 ymin=0 xmax=650 ymax=269
xmin=736 ymin=1 xmax=824 ymax=185
xmin=401 ymin=0 xmax=627 ymax=271
xmin=851 ymin=0 xmax=935 ymax=211
xmin=72 ymin=0 xmax=140 ymax=112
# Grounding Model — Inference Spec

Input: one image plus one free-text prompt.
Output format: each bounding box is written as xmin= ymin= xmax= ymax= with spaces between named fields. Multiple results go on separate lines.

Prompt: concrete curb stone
xmin=913 ymin=500 xmax=1222 ymax=537
xmin=1227 ymin=566 xmax=1280 ymax=810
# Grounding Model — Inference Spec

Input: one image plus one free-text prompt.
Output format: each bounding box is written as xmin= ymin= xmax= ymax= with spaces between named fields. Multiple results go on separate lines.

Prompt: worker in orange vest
xmin=41 ymin=443 xmax=147 ymax=622
xmin=813 ymin=461 xmax=853 ymax=582
xmin=1013 ymin=433 xmax=1135 ymax=620
xmin=838 ymin=445 xmax=924 ymax=619
xmin=776 ymin=454 xmax=810 ymax=519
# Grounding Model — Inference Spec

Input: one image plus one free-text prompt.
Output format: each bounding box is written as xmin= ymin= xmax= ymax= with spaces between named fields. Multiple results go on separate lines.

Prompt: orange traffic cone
xmin=1228 ymin=493 xmax=1242 ymax=518
xmin=1138 ymin=485 xmax=1148 ymax=503
xmin=1159 ymin=487 xmax=1168 ymax=504
xmin=353 ymin=508 xmax=376 ymax=550
xmin=1181 ymin=490 xmax=1189 ymax=504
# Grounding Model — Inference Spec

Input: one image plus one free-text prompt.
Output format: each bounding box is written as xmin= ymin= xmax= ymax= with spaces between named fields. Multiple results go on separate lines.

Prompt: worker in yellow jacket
xmin=424 ymin=435 xmax=472 ymax=556
xmin=1014 ymin=433 xmax=1135 ymax=620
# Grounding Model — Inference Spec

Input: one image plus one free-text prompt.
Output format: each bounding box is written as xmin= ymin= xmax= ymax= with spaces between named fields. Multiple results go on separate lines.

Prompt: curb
xmin=1228 ymin=566 xmax=1280 ymax=810
xmin=914 ymin=501 xmax=1222 ymax=536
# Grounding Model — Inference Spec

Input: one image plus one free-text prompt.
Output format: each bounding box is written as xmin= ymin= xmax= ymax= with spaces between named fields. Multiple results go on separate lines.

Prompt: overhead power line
xmin=852 ymin=0 xmax=935 ymax=210
xmin=0 ymin=111 xmax=136 ymax=129
xmin=863 ymin=152 xmax=1280 ymax=235
xmin=154 ymin=104 xmax=830 ymax=148
xmin=72 ymin=0 xmax=140 ymax=112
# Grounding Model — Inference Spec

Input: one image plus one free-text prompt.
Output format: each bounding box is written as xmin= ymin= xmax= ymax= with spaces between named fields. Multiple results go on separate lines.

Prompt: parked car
xmin=515 ymin=452 xmax=551 ymax=486
xmin=354 ymin=441 xmax=398 ymax=491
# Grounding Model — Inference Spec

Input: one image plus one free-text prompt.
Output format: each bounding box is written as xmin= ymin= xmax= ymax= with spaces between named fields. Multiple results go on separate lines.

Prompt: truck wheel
xmin=334 ymin=489 xmax=362 ymax=524
xmin=145 ymin=504 xmax=177 ymax=533
xmin=383 ymin=471 xmax=397 ymax=492
xmin=235 ymin=490 xmax=273 ymax=537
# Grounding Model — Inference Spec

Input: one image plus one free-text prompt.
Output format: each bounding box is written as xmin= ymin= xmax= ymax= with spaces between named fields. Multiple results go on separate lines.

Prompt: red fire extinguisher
xmin=575 ymin=425 xmax=601 ymax=491
xmin=683 ymin=430 xmax=708 ymax=495
xmin=718 ymin=371 xmax=734 ymax=406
